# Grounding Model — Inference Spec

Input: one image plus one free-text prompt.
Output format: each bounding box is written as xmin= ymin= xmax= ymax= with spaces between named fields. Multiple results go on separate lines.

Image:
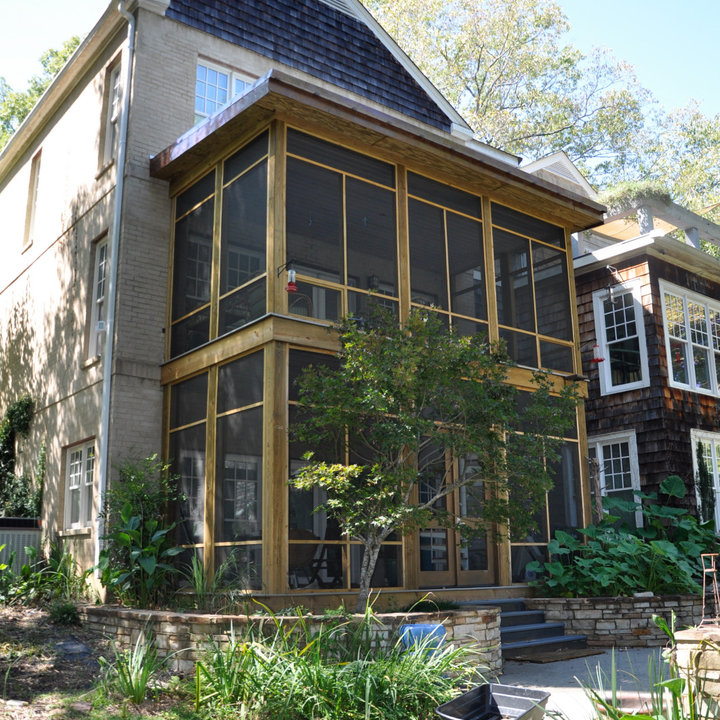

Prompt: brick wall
xmin=526 ymin=595 xmax=703 ymax=647
xmin=79 ymin=603 xmax=501 ymax=675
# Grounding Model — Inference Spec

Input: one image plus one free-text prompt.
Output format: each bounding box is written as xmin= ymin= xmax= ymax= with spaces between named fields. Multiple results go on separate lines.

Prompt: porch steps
xmin=467 ymin=599 xmax=587 ymax=659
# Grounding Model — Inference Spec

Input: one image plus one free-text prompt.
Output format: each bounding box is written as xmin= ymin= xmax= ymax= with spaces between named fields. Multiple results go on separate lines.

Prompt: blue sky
xmin=0 ymin=0 xmax=717 ymax=116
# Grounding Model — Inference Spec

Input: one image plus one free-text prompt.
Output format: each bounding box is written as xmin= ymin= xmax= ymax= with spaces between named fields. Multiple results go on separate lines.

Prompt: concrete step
xmin=500 ymin=609 xmax=545 ymax=627
xmin=502 ymin=633 xmax=588 ymax=656
xmin=501 ymin=621 xmax=567 ymax=643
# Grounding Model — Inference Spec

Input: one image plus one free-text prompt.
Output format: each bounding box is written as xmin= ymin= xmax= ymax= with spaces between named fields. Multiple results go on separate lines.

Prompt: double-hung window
xmin=661 ymin=280 xmax=720 ymax=396
xmin=23 ymin=149 xmax=42 ymax=251
xmin=691 ymin=429 xmax=720 ymax=527
xmin=102 ymin=63 xmax=122 ymax=165
xmin=588 ymin=431 xmax=642 ymax=527
xmin=592 ymin=281 xmax=649 ymax=395
xmin=195 ymin=61 xmax=254 ymax=123
xmin=88 ymin=237 xmax=109 ymax=358
xmin=64 ymin=441 xmax=95 ymax=530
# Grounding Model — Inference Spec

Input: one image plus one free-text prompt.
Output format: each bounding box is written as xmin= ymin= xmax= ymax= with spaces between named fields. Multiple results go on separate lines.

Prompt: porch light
xmin=591 ymin=343 xmax=604 ymax=364
xmin=278 ymin=260 xmax=297 ymax=293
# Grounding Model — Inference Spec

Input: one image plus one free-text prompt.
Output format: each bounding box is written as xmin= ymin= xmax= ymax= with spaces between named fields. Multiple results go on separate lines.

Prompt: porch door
xmin=417 ymin=455 xmax=495 ymax=587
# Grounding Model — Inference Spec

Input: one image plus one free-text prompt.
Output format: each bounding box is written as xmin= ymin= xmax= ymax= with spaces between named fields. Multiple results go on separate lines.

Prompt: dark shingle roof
xmin=166 ymin=0 xmax=451 ymax=131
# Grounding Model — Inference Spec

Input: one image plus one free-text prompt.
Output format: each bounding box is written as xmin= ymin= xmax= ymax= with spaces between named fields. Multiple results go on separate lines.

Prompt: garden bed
xmin=78 ymin=603 xmax=502 ymax=674
xmin=525 ymin=594 xmax=703 ymax=647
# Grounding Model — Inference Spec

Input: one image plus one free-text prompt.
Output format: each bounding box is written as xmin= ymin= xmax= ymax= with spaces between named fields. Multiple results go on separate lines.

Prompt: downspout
xmin=95 ymin=1 xmax=135 ymax=568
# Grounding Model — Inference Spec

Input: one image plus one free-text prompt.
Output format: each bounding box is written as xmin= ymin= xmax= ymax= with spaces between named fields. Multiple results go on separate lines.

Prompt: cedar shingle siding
xmin=166 ymin=0 xmax=451 ymax=130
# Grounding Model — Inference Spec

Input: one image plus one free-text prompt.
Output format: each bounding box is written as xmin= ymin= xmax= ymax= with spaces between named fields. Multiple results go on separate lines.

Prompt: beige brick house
xmin=0 ymin=0 xmax=603 ymax=606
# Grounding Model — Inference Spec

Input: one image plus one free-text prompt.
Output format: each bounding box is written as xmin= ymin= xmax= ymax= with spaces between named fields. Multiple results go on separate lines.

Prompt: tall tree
xmin=291 ymin=310 xmax=578 ymax=610
xmin=0 ymin=36 xmax=80 ymax=149
xmin=366 ymin=0 xmax=649 ymax=177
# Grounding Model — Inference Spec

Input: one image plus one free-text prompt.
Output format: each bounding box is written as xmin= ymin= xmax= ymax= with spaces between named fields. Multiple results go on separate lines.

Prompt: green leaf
xmin=660 ymin=474 xmax=686 ymax=499
xmin=138 ymin=556 xmax=157 ymax=576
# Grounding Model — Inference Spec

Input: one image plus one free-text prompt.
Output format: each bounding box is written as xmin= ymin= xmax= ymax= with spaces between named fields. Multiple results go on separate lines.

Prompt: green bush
xmin=528 ymin=475 xmax=719 ymax=597
xmin=97 ymin=454 xmax=182 ymax=607
xmin=49 ymin=600 xmax=80 ymax=626
xmin=195 ymin=603 xmax=480 ymax=719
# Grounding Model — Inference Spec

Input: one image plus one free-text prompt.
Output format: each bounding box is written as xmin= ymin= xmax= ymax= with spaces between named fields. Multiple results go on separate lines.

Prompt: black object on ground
xmin=436 ymin=683 xmax=550 ymax=720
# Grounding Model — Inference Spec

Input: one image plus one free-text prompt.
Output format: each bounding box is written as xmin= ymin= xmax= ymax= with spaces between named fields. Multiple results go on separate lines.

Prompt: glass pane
xmin=172 ymin=198 xmax=214 ymax=319
xmin=447 ymin=213 xmax=486 ymax=320
xmin=170 ymin=424 xmax=206 ymax=545
xmin=492 ymin=203 xmax=565 ymax=248
xmin=215 ymin=545 xmax=262 ymax=591
xmin=540 ymin=341 xmax=573 ymax=372
xmin=216 ymin=407 xmax=263 ymax=541
xmin=409 ymin=198 xmax=447 ymax=309
xmin=171 ymin=307 xmax=210 ymax=357
xmin=452 ymin=317 xmax=488 ymax=338
xmin=511 ymin=545 xmax=547 ymax=583
xmin=224 ymin=131 xmax=268 ymax=182
xmin=218 ymin=277 xmax=266 ymax=335
xmin=289 ymin=350 xmax=339 ymax=403
xmin=70 ymin=488 xmax=80 ymax=526
xmin=494 ymin=229 xmax=534 ymax=331
xmin=170 ymin=373 xmax=208 ymax=429
xmin=176 ymin=170 xmax=215 ymax=218
xmin=460 ymin=535 xmax=487 ymax=572
xmin=548 ymin=442 xmax=582 ymax=533
xmin=220 ymin=161 xmax=267 ymax=296
xmin=407 ymin=172 xmax=481 ymax=218
xmin=669 ymin=338 xmax=688 ymax=384
xmin=499 ymin=328 xmax=537 ymax=368
xmin=533 ymin=245 xmax=571 ymax=340
xmin=347 ymin=290 xmax=398 ymax=322
xmin=419 ymin=530 xmax=449 ymax=572
xmin=694 ymin=346 xmax=711 ymax=389
xmin=218 ymin=351 xmax=264 ymax=413
xmin=350 ymin=544 xmax=401 ymax=587
xmin=289 ymin=486 xmax=341 ymax=541
xmin=289 ymin=281 xmax=341 ymax=321
xmin=287 ymin=128 xmax=395 ymax=188
xmin=286 ymin=158 xmax=343 ymax=282
xmin=289 ymin=542 xmax=344 ymax=589
xmin=608 ymin=337 xmax=642 ymax=385
xmin=346 ymin=178 xmax=397 ymax=295
xmin=664 ymin=293 xmax=687 ymax=339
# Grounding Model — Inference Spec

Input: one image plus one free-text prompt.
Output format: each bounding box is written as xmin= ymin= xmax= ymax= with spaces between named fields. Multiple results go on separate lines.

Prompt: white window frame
xmin=588 ymin=431 xmax=643 ymax=527
xmin=88 ymin=237 xmax=109 ymax=358
xmin=195 ymin=60 xmax=254 ymax=123
xmin=592 ymin=280 xmax=649 ymax=395
xmin=661 ymin=280 xmax=720 ymax=397
xmin=691 ymin=429 xmax=720 ymax=529
xmin=64 ymin=441 xmax=95 ymax=530
xmin=102 ymin=62 xmax=122 ymax=165
xmin=23 ymin=149 xmax=42 ymax=251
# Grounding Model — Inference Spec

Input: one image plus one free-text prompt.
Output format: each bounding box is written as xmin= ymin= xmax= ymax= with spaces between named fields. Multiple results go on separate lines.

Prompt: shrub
xmin=195 ymin=603 xmax=480 ymax=719
xmin=528 ymin=475 xmax=719 ymax=597
xmin=49 ymin=600 xmax=80 ymax=626
xmin=97 ymin=454 xmax=182 ymax=607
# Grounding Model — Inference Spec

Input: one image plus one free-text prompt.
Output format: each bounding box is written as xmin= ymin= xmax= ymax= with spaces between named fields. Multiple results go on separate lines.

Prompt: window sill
xmin=95 ymin=158 xmax=115 ymax=180
xmin=59 ymin=527 xmax=91 ymax=538
xmin=83 ymin=355 xmax=101 ymax=370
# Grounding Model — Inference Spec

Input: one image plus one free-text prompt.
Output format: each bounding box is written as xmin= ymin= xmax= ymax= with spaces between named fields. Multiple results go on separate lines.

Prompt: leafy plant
xmin=48 ymin=600 xmax=80 ymax=625
xmin=98 ymin=454 xmax=182 ymax=607
xmin=180 ymin=547 xmax=248 ymax=613
xmin=97 ymin=501 xmax=183 ymax=608
xmin=195 ymin=602 xmax=480 ymax=719
xmin=99 ymin=627 xmax=166 ymax=705
xmin=528 ymin=475 xmax=718 ymax=597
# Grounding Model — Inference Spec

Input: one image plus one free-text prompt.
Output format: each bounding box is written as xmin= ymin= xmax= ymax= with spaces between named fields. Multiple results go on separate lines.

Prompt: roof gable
xmin=166 ymin=0 xmax=455 ymax=131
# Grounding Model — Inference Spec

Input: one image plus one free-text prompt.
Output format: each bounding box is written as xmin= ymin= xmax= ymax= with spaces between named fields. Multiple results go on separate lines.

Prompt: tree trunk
xmin=355 ymin=536 xmax=383 ymax=613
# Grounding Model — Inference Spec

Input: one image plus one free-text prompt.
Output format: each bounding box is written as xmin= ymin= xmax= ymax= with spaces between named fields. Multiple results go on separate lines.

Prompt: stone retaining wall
xmin=526 ymin=595 xmax=704 ymax=647
xmin=79 ymin=604 xmax=501 ymax=674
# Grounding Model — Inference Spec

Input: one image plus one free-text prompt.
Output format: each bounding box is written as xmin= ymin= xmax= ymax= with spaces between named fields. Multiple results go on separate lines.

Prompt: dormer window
xmin=195 ymin=61 xmax=254 ymax=123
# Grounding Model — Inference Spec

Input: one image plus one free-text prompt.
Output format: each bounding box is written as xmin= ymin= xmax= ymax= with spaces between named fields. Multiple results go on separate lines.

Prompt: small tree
xmin=291 ymin=310 xmax=579 ymax=610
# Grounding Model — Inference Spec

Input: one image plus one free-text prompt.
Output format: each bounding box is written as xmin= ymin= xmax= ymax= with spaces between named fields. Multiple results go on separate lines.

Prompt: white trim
xmin=660 ymin=279 xmax=720 ymax=398
xmin=690 ymin=429 xmax=720 ymax=528
xmin=588 ymin=430 xmax=642 ymax=527
xmin=195 ymin=59 xmax=255 ymax=124
xmin=592 ymin=280 xmax=649 ymax=395
xmin=88 ymin=236 xmax=109 ymax=359
xmin=64 ymin=441 xmax=95 ymax=531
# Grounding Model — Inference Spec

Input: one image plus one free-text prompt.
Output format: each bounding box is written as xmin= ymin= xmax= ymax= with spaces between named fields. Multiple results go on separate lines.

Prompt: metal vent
xmin=317 ymin=0 xmax=360 ymax=19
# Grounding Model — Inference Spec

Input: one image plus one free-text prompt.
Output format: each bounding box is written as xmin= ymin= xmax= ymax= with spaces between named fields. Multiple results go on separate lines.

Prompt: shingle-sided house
xmin=573 ymin=190 xmax=720 ymax=527
xmin=0 ymin=0 xmax=604 ymax=606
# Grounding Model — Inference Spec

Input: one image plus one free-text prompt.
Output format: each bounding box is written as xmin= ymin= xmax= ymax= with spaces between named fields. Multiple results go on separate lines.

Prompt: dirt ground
xmin=0 ymin=606 xmax=109 ymax=718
